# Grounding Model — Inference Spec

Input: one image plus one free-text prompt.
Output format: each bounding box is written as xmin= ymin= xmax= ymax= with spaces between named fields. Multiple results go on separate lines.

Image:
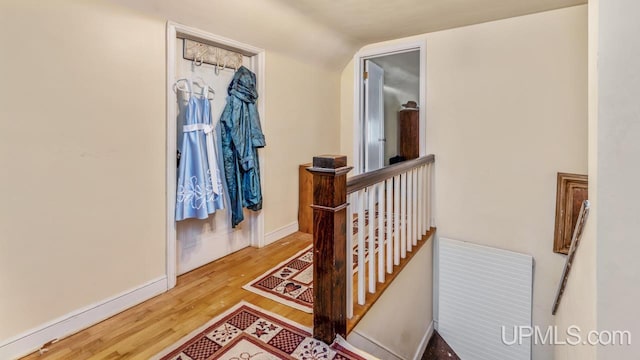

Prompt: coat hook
xmin=194 ymin=44 xmax=207 ymax=66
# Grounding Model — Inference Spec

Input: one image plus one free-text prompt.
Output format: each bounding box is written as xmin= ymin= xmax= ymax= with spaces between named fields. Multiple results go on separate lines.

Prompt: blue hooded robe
xmin=220 ymin=66 xmax=266 ymax=227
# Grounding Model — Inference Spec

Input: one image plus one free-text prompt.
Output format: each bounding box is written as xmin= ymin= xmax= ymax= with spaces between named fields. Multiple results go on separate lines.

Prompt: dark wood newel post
xmin=307 ymin=155 xmax=353 ymax=344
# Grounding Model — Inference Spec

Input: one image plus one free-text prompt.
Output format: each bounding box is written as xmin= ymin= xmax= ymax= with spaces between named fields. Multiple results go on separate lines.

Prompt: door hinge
xmin=363 ymin=71 xmax=368 ymax=80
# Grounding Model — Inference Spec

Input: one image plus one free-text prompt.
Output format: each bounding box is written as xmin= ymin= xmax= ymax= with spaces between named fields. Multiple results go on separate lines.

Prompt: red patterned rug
xmin=152 ymin=301 xmax=377 ymax=360
xmin=243 ymin=211 xmax=387 ymax=313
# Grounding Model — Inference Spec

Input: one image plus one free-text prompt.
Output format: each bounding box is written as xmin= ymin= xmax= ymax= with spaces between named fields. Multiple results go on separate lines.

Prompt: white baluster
xmin=401 ymin=172 xmax=407 ymax=259
xmin=411 ymin=169 xmax=420 ymax=246
xmin=368 ymin=186 xmax=376 ymax=293
xmin=407 ymin=171 xmax=413 ymax=253
xmin=386 ymin=178 xmax=393 ymax=274
xmin=377 ymin=182 xmax=385 ymax=283
xmin=393 ymin=175 xmax=400 ymax=265
xmin=426 ymin=163 xmax=432 ymax=230
xmin=357 ymin=190 xmax=366 ymax=305
xmin=417 ymin=166 xmax=423 ymax=238
xmin=425 ymin=164 xmax=429 ymax=233
xmin=346 ymin=192 xmax=355 ymax=319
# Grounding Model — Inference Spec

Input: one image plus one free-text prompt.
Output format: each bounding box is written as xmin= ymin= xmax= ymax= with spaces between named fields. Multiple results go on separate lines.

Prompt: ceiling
xmin=110 ymin=0 xmax=586 ymax=70
xmin=273 ymin=0 xmax=586 ymax=44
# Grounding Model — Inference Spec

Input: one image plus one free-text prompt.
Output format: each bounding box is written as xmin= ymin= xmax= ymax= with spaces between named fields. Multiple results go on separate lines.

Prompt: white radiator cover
xmin=437 ymin=237 xmax=533 ymax=360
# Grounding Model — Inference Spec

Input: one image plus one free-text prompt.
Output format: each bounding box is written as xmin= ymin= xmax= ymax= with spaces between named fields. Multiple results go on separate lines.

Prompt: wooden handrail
xmin=308 ymin=153 xmax=435 ymax=345
xmin=347 ymin=154 xmax=435 ymax=194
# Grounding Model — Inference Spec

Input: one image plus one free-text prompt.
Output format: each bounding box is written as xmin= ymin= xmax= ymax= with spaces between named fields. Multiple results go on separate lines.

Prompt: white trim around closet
xmin=166 ymin=22 xmax=266 ymax=289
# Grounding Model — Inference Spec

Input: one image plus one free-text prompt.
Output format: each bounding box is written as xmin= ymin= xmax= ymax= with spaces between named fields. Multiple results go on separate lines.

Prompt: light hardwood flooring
xmin=21 ymin=232 xmax=313 ymax=360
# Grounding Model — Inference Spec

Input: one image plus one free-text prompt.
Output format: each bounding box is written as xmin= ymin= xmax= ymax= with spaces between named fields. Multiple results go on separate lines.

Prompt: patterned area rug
xmin=243 ymin=211 xmax=387 ymax=312
xmin=152 ymin=301 xmax=377 ymax=360
xmin=242 ymin=246 xmax=315 ymax=312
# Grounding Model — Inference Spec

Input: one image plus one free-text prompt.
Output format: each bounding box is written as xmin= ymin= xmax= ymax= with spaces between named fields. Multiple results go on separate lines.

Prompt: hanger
xmin=173 ymin=78 xmax=215 ymax=101
xmin=214 ymin=49 xmax=222 ymax=75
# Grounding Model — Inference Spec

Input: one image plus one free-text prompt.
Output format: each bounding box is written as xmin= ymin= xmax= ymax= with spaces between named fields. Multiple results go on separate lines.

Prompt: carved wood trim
xmin=553 ymin=173 xmax=588 ymax=254
xmin=552 ymin=200 xmax=590 ymax=315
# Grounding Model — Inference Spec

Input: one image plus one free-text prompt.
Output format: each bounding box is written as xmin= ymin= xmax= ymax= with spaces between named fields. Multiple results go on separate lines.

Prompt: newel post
xmin=307 ymin=155 xmax=353 ymax=344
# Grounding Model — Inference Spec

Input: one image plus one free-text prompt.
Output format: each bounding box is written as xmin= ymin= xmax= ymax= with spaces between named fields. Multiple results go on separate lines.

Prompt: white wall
xmin=427 ymin=7 xmax=587 ymax=360
xmin=349 ymin=241 xmax=433 ymax=360
xmin=340 ymin=6 xmax=587 ymax=360
xmin=596 ymin=0 xmax=640 ymax=357
xmin=0 ymin=0 xmax=344 ymax=354
xmin=553 ymin=1 xmax=597 ymax=359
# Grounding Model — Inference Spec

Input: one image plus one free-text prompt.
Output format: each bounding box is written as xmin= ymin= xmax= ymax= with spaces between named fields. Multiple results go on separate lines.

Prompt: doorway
xmin=174 ymin=38 xmax=253 ymax=276
xmin=354 ymin=41 xmax=426 ymax=174
xmin=166 ymin=22 xmax=266 ymax=289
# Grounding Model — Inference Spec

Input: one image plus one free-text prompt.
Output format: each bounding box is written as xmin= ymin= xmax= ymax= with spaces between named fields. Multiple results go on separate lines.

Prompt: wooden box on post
xmin=306 ymin=155 xmax=352 ymax=344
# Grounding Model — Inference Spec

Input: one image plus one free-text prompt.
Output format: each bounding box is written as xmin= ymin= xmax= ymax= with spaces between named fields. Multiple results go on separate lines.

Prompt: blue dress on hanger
xmin=176 ymin=83 xmax=224 ymax=221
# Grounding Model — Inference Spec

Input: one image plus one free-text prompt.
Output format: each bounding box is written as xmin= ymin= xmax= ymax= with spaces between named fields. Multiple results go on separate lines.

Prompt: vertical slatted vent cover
xmin=437 ymin=238 xmax=533 ymax=360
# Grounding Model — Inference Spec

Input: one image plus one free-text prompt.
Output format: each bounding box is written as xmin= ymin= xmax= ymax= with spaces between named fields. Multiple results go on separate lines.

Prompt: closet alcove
xmin=166 ymin=23 xmax=266 ymax=288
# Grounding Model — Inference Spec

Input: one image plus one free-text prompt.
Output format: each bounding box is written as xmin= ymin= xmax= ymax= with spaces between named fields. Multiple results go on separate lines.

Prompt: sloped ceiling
xmin=273 ymin=0 xmax=587 ymax=44
xmin=107 ymin=0 xmax=357 ymax=69
xmin=110 ymin=0 xmax=586 ymax=69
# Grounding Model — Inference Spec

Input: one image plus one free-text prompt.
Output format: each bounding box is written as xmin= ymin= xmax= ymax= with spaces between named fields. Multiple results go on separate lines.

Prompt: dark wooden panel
xmin=399 ymin=109 xmax=419 ymax=160
xmin=298 ymin=163 xmax=313 ymax=234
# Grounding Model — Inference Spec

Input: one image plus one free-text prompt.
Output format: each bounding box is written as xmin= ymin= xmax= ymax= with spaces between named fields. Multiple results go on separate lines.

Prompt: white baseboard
xmin=263 ymin=221 xmax=298 ymax=246
xmin=412 ymin=321 xmax=435 ymax=360
xmin=348 ymin=330 xmax=404 ymax=360
xmin=0 ymin=276 xmax=167 ymax=360
xmin=346 ymin=321 xmax=434 ymax=360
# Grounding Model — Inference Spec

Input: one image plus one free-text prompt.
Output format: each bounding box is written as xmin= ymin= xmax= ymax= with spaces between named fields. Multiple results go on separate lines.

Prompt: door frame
xmin=353 ymin=39 xmax=427 ymax=174
xmin=166 ymin=21 xmax=266 ymax=289
xmin=363 ymin=60 xmax=385 ymax=171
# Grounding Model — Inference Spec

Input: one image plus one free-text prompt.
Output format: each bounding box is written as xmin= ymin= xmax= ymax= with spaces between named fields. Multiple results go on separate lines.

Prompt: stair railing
xmin=308 ymin=154 xmax=435 ymax=344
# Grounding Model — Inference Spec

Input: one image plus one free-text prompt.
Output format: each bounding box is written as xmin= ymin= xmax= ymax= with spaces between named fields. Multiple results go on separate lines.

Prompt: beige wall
xmin=554 ymin=1 xmax=597 ymax=359
xmin=0 ymin=0 xmax=166 ymax=341
xmin=262 ymin=51 xmax=341 ymax=231
xmin=596 ymin=0 xmax=640 ymax=357
xmin=340 ymin=6 xmax=587 ymax=360
xmin=0 ymin=0 xmax=343 ymax=344
xmin=428 ymin=7 xmax=587 ymax=360
xmin=340 ymin=58 xmax=356 ymax=167
xmin=349 ymin=241 xmax=433 ymax=360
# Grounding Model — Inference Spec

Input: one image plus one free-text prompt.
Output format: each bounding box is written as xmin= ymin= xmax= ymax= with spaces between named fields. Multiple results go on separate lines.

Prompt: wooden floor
xmin=21 ymin=233 xmax=313 ymax=360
